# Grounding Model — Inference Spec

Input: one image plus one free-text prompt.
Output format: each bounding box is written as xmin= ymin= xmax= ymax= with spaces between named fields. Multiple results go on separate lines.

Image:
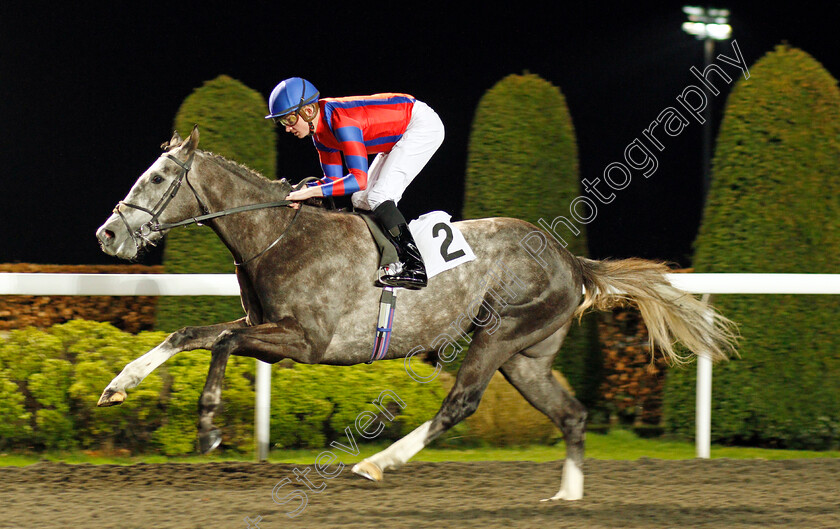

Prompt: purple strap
xmin=368 ymin=287 xmax=397 ymax=363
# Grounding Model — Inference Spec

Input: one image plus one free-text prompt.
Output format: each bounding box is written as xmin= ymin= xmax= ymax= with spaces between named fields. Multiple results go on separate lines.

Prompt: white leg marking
xmin=541 ymin=458 xmax=584 ymax=501
xmin=352 ymin=420 xmax=431 ymax=478
xmin=107 ymin=342 xmax=177 ymax=391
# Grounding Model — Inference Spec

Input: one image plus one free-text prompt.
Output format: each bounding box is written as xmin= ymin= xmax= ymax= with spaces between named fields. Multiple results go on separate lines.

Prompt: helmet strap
xmin=301 ymin=103 xmax=318 ymax=122
xmin=296 ymin=81 xmax=318 ymax=129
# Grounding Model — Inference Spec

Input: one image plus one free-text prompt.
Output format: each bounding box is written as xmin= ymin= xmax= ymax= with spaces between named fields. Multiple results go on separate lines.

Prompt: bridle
xmin=113 ymin=151 xmax=301 ymax=267
xmin=114 ymin=153 xmax=198 ymax=248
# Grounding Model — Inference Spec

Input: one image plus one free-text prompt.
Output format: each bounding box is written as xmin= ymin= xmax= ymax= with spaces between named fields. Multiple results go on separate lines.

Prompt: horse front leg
xmin=97 ymin=318 xmax=248 ymax=407
xmin=196 ymin=318 xmax=318 ymax=453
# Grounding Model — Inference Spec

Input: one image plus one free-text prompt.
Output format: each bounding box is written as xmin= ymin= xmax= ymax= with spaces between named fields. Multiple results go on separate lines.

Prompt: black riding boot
xmin=373 ymin=201 xmax=428 ymax=290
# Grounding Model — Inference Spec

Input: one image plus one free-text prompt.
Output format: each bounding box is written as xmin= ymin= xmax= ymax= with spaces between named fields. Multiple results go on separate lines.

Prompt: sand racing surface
xmin=1 ymin=458 xmax=838 ymax=528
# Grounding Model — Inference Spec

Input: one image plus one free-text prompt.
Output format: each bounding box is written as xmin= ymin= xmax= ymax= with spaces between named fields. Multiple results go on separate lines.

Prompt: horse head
xmin=96 ymin=126 xmax=204 ymax=260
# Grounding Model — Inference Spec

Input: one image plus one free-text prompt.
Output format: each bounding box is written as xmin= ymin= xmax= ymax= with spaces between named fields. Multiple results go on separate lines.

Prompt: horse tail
xmin=574 ymin=257 xmax=739 ymax=364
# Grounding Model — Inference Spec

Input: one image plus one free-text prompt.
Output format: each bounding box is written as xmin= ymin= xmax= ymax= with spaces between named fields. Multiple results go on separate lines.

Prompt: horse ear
xmin=161 ymin=130 xmax=183 ymax=151
xmin=181 ymin=124 xmax=200 ymax=155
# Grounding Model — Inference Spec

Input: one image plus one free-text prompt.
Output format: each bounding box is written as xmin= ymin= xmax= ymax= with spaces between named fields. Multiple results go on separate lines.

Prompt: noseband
xmin=113 ymin=152 xmax=300 ymax=266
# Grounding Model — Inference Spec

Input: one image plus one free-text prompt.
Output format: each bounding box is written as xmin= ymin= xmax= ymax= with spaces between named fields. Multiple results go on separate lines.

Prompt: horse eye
xmin=151 ymin=175 xmax=164 ymax=184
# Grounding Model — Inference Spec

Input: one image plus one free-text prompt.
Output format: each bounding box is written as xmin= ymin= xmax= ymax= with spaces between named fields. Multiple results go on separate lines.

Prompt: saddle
xmin=357 ymin=212 xmax=400 ymax=268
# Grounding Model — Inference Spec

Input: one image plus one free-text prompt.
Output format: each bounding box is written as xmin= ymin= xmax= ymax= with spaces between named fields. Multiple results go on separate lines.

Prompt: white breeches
xmin=351 ymin=101 xmax=445 ymax=211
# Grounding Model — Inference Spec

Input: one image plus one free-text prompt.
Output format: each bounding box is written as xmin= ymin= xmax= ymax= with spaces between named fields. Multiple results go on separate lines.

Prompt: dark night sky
xmin=1 ymin=2 xmax=837 ymax=268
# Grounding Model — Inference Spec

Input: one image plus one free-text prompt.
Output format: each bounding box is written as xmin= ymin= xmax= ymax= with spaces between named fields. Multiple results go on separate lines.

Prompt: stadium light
xmin=682 ymin=6 xmax=732 ymax=39
xmin=681 ymin=5 xmax=732 ymax=203
xmin=682 ymin=6 xmax=732 ymax=460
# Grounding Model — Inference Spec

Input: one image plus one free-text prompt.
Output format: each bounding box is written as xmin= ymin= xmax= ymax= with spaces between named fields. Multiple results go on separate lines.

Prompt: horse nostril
xmin=98 ymin=228 xmax=116 ymax=243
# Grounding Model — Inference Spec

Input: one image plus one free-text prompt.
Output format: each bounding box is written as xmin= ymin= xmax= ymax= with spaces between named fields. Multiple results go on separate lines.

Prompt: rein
xmin=233 ymin=205 xmax=301 ymax=267
xmin=114 ymin=152 xmax=302 ymax=267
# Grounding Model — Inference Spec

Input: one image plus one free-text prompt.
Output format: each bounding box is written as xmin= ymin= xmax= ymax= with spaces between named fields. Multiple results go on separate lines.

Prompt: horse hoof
xmin=198 ymin=429 xmax=222 ymax=454
xmin=97 ymin=388 xmax=127 ymax=407
xmin=352 ymin=460 xmax=383 ymax=482
xmin=540 ymin=492 xmax=583 ymax=502
xmin=540 ymin=486 xmax=583 ymax=502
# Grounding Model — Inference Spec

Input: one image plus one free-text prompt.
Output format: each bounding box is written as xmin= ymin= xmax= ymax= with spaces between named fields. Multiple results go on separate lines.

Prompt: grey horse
xmin=95 ymin=126 xmax=737 ymax=501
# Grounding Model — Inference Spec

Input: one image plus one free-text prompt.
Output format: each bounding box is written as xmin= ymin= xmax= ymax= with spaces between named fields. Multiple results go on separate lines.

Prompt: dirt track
xmin=1 ymin=459 xmax=837 ymax=528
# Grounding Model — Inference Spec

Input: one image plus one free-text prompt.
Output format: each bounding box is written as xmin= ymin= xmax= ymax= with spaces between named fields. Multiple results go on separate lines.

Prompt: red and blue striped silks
xmin=309 ymin=94 xmax=416 ymax=197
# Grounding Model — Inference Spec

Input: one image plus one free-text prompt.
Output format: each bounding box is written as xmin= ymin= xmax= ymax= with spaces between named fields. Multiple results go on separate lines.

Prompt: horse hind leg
xmin=498 ymin=323 xmax=587 ymax=501
xmin=353 ymin=332 xmax=514 ymax=481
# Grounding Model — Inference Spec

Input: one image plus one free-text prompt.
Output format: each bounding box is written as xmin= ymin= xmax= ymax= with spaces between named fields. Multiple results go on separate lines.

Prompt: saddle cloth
xmin=359 ymin=210 xmax=475 ymax=278
xmin=408 ymin=211 xmax=476 ymax=278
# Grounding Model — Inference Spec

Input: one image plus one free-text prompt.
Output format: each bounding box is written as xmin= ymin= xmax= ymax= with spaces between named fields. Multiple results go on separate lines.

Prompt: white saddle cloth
xmin=408 ymin=211 xmax=476 ymax=279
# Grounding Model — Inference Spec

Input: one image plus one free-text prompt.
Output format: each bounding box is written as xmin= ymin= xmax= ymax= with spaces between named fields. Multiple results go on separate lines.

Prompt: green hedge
xmin=269 ymin=360 xmax=448 ymax=449
xmin=156 ymin=74 xmax=277 ymax=332
xmin=462 ymin=72 xmax=602 ymax=409
xmin=444 ymin=371 xmax=570 ymax=446
xmin=663 ymin=45 xmax=840 ymax=449
xmin=0 ymin=321 xmax=166 ymax=451
xmin=0 ymin=320 xmax=448 ymax=454
xmin=463 ymin=73 xmax=581 ymax=232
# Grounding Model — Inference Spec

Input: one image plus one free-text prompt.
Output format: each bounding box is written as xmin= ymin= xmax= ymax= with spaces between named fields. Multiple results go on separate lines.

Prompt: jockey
xmin=266 ymin=77 xmax=445 ymax=290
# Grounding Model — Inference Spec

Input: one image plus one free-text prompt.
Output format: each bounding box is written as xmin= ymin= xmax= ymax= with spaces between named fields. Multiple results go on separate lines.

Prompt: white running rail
xmin=2 ymin=272 xmax=839 ymax=460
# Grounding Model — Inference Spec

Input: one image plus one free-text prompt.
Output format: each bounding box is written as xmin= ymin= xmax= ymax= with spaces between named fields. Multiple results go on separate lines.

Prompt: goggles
xmin=273 ymin=111 xmax=300 ymax=127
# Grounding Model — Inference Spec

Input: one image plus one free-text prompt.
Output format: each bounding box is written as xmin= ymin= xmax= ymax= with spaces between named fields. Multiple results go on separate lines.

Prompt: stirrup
xmin=377 ymin=265 xmax=427 ymax=290
xmin=379 ymin=262 xmax=405 ymax=278
xmin=375 ymin=262 xmax=422 ymax=289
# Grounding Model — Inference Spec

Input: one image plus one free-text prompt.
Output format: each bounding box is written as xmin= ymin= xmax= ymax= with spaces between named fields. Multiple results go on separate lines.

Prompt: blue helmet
xmin=265 ymin=77 xmax=320 ymax=119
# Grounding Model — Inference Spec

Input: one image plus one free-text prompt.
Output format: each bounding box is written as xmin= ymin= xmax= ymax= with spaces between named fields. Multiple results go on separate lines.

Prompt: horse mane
xmin=202 ymin=151 xmax=268 ymax=182
xmin=203 ymin=153 xmax=341 ymax=211
xmin=198 ymin=150 xmax=293 ymax=196
xmin=193 ymin=149 xmax=341 ymax=211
